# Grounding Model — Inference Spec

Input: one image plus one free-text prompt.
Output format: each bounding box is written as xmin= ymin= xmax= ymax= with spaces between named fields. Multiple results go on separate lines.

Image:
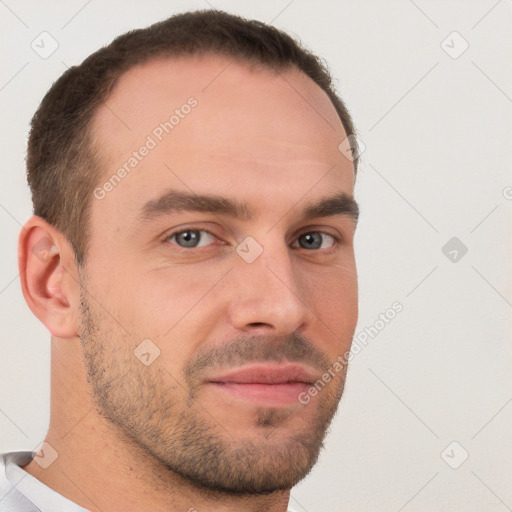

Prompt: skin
xmin=18 ymin=54 xmax=358 ymax=512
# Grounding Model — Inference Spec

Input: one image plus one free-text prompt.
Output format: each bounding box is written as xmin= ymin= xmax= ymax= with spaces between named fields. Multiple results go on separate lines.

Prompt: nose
xmin=227 ymin=242 xmax=313 ymax=336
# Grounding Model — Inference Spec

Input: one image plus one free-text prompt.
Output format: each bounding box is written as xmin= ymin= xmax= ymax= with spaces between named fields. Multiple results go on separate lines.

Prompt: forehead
xmin=89 ymin=54 xmax=354 ymax=223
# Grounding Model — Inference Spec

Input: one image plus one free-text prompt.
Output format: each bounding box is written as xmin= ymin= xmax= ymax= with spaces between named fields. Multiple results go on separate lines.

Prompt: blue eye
xmin=164 ymin=228 xmax=338 ymax=253
xmin=295 ymin=232 xmax=336 ymax=250
xmin=166 ymin=229 xmax=216 ymax=248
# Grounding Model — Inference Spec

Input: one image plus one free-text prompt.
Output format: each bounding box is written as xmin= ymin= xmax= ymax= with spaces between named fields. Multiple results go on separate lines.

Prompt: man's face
xmin=78 ymin=55 xmax=358 ymax=493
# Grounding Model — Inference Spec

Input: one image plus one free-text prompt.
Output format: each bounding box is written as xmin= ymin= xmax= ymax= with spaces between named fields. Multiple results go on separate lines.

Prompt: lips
xmin=207 ymin=363 xmax=318 ymax=385
xmin=205 ymin=363 xmax=319 ymax=407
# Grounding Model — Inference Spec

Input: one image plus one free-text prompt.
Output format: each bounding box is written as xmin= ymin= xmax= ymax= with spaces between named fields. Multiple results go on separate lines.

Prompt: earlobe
xmin=18 ymin=216 xmax=79 ymax=339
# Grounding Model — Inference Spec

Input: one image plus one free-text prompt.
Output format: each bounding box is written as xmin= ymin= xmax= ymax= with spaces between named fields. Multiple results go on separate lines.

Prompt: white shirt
xmin=0 ymin=451 xmax=88 ymax=511
xmin=1 ymin=451 xmax=295 ymax=511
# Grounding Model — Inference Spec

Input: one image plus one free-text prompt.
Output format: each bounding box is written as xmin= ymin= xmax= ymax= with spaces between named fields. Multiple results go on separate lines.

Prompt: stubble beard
xmin=77 ymin=283 xmax=348 ymax=495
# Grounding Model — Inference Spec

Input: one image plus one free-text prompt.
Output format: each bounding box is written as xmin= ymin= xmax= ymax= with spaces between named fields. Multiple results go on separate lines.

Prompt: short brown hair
xmin=27 ymin=9 xmax=359 ymax=265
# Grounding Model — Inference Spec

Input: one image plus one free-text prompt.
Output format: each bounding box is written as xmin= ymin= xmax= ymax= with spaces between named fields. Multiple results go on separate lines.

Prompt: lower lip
xmin=208 ymin=382 xmax=311 ymax=407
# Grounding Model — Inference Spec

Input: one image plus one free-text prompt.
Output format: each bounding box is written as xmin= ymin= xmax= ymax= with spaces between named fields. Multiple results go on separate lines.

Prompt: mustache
xmin=184 ymin=332 xmax=331 ymax=385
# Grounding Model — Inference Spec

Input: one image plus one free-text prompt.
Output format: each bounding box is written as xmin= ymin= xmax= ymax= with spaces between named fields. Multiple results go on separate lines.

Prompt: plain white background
xmin=1 ymin=1 xmax=511 ymax=510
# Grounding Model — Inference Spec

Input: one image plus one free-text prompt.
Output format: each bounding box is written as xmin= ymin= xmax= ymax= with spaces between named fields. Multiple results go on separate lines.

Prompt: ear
xmin=18 ymin=216 xmax=80 ymax=338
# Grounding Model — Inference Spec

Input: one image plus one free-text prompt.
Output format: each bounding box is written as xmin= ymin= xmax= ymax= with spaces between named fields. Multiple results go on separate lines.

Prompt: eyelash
xmin=163 ymin=227 xmax=342 ymax=255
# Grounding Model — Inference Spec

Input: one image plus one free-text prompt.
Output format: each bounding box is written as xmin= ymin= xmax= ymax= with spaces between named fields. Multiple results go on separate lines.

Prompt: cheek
xmin=94 ymin=260 xmax=219 ymax=335
xmin=312 ymin=282 xmax=357 ymax=324
xmin=301 ymin=262 xmax=358 ymax=347
xmin=113 ymin=267 xmax=227 ymax=372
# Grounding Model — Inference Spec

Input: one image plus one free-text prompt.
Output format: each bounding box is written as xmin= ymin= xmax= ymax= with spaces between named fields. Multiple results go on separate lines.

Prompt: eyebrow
xmin=138 ymin=190 xmax=359 ymax=225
